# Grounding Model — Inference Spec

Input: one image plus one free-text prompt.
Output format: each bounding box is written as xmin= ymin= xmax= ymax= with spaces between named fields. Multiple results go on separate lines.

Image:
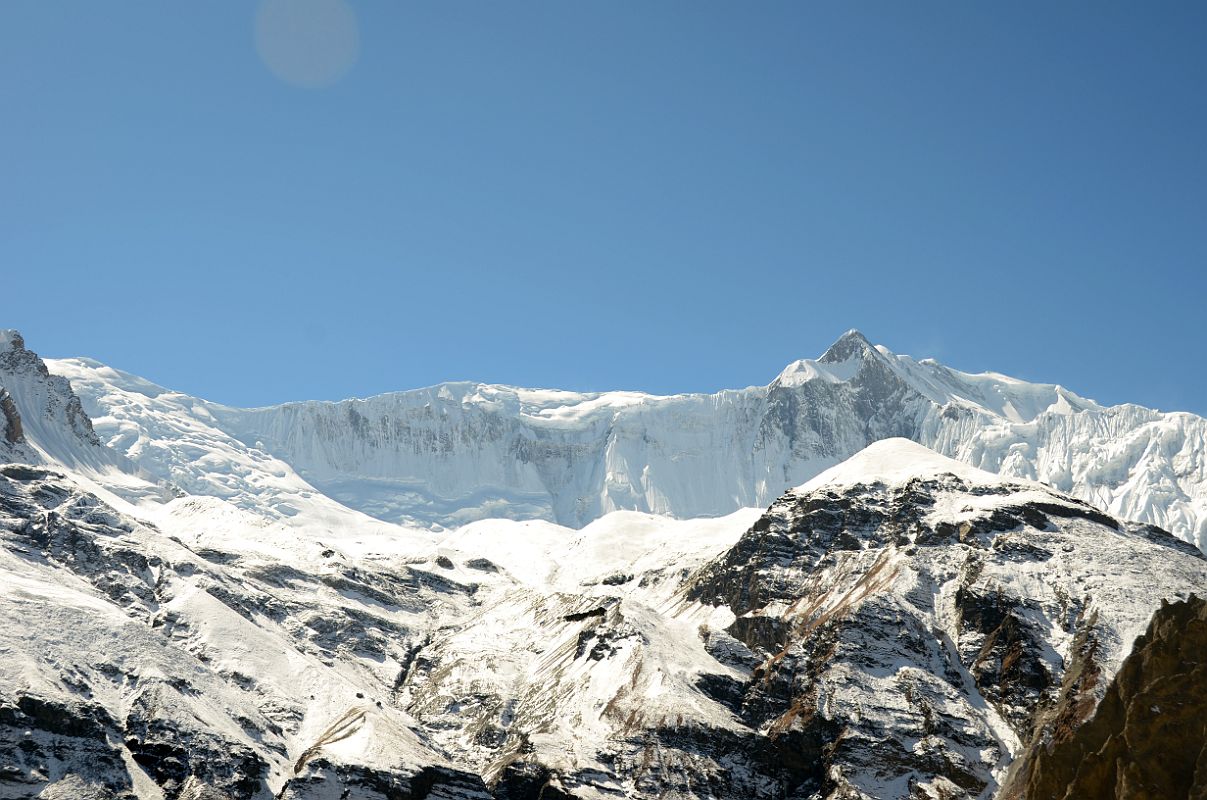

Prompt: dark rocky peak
xmin=0 ymin=330 xmax=72 ymax=394
xmin=0 ymin=329 xmax=116 ymax=469
xmin=0 ymin=329 xmax=37 ymax=369
xmin=688 ymin=456 xmax=1069 ymax=621
xmin=0 ymin=386 xmax=23 ymax=445
xmin=771 ymin=330 xmax=894 ymax=392
xmin=818 ymin=328 xmax=879 ymax=365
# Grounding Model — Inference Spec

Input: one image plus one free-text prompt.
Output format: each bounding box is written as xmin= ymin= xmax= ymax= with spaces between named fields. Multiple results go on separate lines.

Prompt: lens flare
xmin=255 ymin=0 xmax=360 ymax=89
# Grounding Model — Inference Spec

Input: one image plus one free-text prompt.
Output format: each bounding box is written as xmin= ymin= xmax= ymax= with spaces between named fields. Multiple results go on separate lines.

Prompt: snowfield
xmin=48 ymin=329 xmax=1207 ymax=553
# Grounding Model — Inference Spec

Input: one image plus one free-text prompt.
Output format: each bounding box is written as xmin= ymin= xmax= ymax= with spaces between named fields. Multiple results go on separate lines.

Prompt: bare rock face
xmin=0 ymin=387 xmax=22 ymax=444
xmin=1001 ymin=595 xmax=1207 ymax=800
xmin=0 ymin=330 xmax=101 ymax=448
xmin=0 ymin=329 xmax=120 ymax=475
xmin=0 ymin=693 xmax=137 ymax=799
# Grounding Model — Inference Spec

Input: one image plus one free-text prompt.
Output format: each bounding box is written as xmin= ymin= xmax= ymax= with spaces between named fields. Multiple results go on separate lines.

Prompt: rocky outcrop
xmin=279 ymin=761 xmax=492 ymax=799
xmin=1001 ymin=595 xmax=1207 ymax=800
xmin=0 ymin=329 xmax=101 ymax=448
xmin=0 ymin=329 xmax=131 ymax=480
xmin=0 ymin=693 xmax=137 ymax=799
xmin=0 ymin=386 xmax=22 ymax=444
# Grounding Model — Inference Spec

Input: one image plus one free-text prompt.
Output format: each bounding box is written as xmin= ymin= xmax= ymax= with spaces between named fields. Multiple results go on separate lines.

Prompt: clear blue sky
xmin=2 ymin=3 xmax=1205 ymax=413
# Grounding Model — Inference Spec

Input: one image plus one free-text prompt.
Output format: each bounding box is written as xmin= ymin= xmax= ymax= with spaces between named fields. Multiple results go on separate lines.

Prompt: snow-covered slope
xmin=0 ymin=330 xmax=172 ymax=511
xmin=0 ymin=462 xmax=493 ymax=799
xmin=4 ymin=345 xmax=1205 ymax=800
xmin=50 ymin=330 xmax=1207 ymax=551
xmin=0 ymin=446 xmax=766 ymax=797
xmin=388 ymin=439 xmax=1207 ymax=798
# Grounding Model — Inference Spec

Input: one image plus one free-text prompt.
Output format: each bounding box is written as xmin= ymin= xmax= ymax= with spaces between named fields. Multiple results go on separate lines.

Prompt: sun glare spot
xmin=255 ymin=0 xmax=360 ymax=89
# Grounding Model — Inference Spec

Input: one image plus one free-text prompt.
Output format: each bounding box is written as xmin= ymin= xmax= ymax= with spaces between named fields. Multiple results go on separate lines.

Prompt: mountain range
xmin=1 ymin=328 xmax=1205 ymax=800
xmin=29 ymin=328 xmax=1207 ymax=554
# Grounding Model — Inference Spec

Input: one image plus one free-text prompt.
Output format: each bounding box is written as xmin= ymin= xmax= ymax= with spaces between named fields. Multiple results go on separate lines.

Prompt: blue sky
xmin=2 ymin=3 xmax=1205 ymax=413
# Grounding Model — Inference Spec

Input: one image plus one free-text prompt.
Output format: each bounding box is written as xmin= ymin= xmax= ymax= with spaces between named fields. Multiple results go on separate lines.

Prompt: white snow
xmin=795 ymin=437 xmax=1006 ymax=493
xmin=5 ymin=323 xmax=1207 ymax=800
xmin=42 ymin=331 xmax=1207 ymax=553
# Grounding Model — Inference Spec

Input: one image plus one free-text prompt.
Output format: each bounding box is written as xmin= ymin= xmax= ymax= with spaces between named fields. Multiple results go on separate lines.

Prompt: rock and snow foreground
xmin=2 ymin=328 xmax=1207 ymax=799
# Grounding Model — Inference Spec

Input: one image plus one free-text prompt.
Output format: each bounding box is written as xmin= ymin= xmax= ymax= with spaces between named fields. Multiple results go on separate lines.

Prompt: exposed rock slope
xmin=1001 ymin=594 xmax=1207 ymax=800
xmin=0 ymin=330 xmax=109 ymax=469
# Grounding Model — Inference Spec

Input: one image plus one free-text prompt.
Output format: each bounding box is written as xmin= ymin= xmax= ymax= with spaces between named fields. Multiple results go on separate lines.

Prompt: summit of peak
xmin=772 ymin=331 xmax=887 ymax=387
xmin=818 ymin=329 xmax=879 ymax=364
xmin=0 ymin=329 xmax=26 ymax=352
xmin=796 ymin=438 xmax=1005 ymax=494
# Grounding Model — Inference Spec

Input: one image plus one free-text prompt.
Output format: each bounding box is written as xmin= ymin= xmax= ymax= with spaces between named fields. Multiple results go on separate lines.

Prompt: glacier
xmin=46 ymin=329 xmax=1207 ymax=552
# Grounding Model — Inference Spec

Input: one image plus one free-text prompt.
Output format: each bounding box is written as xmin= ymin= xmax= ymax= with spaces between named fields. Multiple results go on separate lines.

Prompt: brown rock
xmin=1002 ymin=595 xmax=1207 ymax=800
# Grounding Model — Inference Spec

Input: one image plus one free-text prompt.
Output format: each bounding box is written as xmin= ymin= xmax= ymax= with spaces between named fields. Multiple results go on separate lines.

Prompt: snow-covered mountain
xmin=401 ymin=439 xmax=1207 ymax=799
xmin=3 ymin=428 xmax=1203 ymax=798
xmin=49 ymin=329 xmax=1207 ymax=552
xmin=4 ymin=328 xmax=1207 ymax=799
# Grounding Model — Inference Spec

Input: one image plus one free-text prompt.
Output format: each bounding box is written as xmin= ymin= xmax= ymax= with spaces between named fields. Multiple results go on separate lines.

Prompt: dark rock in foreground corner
xmin=1002 ymin=594 xmax=1207 ymax=800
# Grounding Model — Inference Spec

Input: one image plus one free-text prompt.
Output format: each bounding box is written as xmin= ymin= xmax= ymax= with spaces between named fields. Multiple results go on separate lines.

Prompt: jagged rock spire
xmin=818 ymin=329 xmax=877 ymax=364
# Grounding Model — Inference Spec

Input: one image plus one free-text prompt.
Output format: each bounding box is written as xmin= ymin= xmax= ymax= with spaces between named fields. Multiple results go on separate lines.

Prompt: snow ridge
xmin=48 ymin=329 xmax=1207 ymax=552
xmin=795 ymin=437 xmax=1006 ymax=492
